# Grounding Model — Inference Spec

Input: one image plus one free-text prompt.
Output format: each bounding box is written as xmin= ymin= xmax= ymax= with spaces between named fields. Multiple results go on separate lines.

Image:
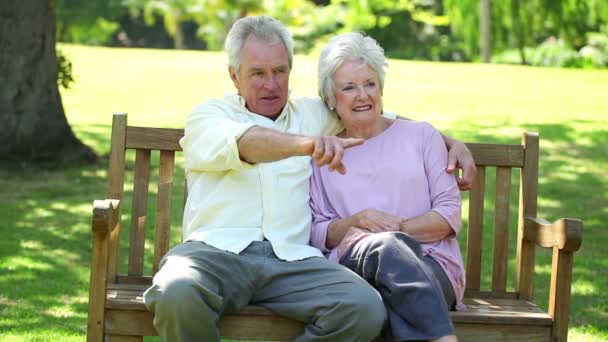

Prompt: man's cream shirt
xmin=180 ymin=93 xmax=395 ymax=261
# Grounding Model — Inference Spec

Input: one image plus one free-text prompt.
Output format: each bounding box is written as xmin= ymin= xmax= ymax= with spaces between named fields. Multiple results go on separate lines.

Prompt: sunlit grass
xmin=1 ymin=44 xmax=606 ymax=341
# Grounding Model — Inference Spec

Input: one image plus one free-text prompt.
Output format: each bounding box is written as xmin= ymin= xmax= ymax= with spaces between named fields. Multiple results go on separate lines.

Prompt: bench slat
xmin=126 ymin=126 xmax=184 ymax=151
xmin=463 ymin=289 xmax=518 ymax=299
xmin=107 ymin=114 xmax=129 ymax=284
xmin=153 ymin=150 xmax=175 ymax=274
xmin=466 ymin=143 xmax=524 ymax=167
xmin=466 ymin=166 xmax=485 ymax=290
xmin=516 ymin=133 xmax=539 ymax=300
xmin=123 ymin=128 xmax=525 ymax=166
xmin=128 ymin=149 xmax=151 ymax=276
xmin=492 ymin=166 xmax=512 ymax=292
xmin=455 ymin=323 xmax=551 ymax=341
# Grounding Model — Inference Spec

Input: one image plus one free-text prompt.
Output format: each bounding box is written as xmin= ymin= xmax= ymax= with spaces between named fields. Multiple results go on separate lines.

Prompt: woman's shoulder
xmin=393 ymin=118 xmax=439 ymax=136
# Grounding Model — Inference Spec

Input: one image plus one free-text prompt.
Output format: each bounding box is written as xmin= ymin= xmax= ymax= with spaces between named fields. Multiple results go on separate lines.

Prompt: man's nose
xmin=263 ymin=74 xmax=278 ymax=89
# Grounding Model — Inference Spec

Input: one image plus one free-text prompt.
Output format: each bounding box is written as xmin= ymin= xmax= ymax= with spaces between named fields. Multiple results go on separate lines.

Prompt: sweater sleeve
xmin=179 ymin=100 xmax=256 ymax=172
xmin=309 ymin=164 xmax=338 ymax=253
xmin=422 ymin=123 xmax=463 ymax=234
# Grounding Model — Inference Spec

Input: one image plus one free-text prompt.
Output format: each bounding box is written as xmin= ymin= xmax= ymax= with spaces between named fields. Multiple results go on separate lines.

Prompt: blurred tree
xmin=480 ymin=0 xmax=491 ymax=62
xmin=303 ymin=0 xmax=453 ymax=59
xmin=122 ymin=0 xmax=263 ymax=50
xmin=0 ymin=1 xmax=97 ymax=164
xmin=511 ymin=0 xmax=526 ymax=64
xmin=56 ymin=0 xmax=124 ymax=44
xmin=122 ymin=0 xmax=200 ymax=49
xmin=445 ymin=0 xmax=608 ymax=62
xmin=192 ymin=0 xmax=263 ymax=50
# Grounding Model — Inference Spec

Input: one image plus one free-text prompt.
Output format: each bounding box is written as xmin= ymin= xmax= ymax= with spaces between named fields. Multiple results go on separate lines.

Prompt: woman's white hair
xmin=318 ymin=32 xmax=388 ymax=109
xmin=225 ymin=16 xmax=294 ymax=76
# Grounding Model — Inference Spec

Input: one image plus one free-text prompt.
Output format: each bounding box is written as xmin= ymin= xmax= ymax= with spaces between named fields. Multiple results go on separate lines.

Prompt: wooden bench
xmin=87 ymin=113 xmax=583 ymax=341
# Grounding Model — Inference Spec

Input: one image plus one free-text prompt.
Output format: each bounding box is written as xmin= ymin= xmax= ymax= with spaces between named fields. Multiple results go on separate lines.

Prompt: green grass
xmin=1 ymin=44 xmax=607 ymax=341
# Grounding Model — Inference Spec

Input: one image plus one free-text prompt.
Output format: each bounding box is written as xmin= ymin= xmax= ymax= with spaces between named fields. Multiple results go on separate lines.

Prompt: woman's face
xmin=333 ymin=60 xmax=382 ymax=124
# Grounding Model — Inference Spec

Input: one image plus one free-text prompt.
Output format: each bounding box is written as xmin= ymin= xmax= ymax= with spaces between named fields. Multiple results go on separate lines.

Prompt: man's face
xmin=230 ymin=35 xmax=291 ymax=119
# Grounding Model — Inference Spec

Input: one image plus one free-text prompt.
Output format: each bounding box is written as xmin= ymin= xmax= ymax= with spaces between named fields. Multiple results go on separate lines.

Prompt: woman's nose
xmin=357 ymin=86 xmax=369 ymax=100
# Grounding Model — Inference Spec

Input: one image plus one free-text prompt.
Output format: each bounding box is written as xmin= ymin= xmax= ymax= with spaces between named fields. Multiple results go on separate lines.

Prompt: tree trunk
xmin=511 ymin=0 xmax=527 ymax=65
xmin=480 ymin=0 xmax=492 ymax=63
xmin=173 ymin=22 xmax=187 ymax=50
xmin=0 ymin=0 xmax=97 ymax=164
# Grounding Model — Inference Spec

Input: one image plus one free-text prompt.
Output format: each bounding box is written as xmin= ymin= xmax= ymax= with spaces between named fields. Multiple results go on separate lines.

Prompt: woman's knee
xmin=364 ymin=232 xmax=420 ymax=256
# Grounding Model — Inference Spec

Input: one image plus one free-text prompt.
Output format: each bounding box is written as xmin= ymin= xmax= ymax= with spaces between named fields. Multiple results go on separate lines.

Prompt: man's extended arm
xmin=237 ymin=125 xmax=364 ymax=174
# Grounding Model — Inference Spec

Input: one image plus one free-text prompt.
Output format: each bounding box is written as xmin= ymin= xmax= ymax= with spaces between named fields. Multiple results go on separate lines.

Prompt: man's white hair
xmin=225 ymin=15 xmax=294 ymax=75
xmin=318 ymin=32 xmax=388 ymax=109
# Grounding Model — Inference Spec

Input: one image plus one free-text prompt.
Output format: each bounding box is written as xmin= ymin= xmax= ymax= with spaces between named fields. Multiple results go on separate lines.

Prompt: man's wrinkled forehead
xmin=239 ymin=36 xmax=290 ymax=69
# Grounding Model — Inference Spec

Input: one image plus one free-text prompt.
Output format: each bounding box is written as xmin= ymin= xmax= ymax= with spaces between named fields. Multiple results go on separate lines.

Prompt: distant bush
xmin=491 ymin=47 xmax=536 ymax=65
xmin=65 ymin=18 xmax=120 ymax=45
xmin=430 ymin=35 xmax=471 ymax=62
xmin=493 ymin=31 xmax=608 ymax=69
xmin=530 ymin=37 xmax=582 ymax=68
xmin=579 ymin=27 xmax=608 ymax=68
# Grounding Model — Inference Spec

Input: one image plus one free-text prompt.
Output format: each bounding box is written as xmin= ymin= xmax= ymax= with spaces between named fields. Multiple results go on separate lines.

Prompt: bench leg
xmin=549 ymin=247 xmax=575 ymax=342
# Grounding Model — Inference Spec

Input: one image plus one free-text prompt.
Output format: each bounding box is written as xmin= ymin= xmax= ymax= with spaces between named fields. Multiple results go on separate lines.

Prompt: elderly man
xmin=144 ymin=15 xmax=475 ymax=342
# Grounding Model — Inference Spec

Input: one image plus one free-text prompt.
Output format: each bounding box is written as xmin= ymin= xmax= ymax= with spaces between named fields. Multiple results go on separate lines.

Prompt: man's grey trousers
xmin=144 ymin=240 xmax=387 ymax=342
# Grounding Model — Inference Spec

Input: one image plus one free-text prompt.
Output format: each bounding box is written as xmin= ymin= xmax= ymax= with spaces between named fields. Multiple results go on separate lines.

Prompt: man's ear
xmin=229 ymin=66 xmax=239 ymax=89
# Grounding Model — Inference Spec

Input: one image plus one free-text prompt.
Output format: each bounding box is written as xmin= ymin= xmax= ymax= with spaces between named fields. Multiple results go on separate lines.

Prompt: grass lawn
xmin=1 ymin=44 xmax=606 ymax=341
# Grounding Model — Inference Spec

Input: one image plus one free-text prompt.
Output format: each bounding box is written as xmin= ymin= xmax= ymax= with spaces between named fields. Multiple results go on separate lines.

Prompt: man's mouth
xmin=261 ymin=96 xmax=279 ymax=102
xmin=353 ymin=105 xmax=372 ymax=112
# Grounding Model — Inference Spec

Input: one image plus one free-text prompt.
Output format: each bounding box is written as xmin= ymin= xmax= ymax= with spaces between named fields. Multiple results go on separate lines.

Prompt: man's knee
xmin=325 ymin=282 xmax=386 ymax=341
xmin=144 ymin=275 xmax=220 ymax=319
xmin=351 ymin=284 xmax=386 ymax=329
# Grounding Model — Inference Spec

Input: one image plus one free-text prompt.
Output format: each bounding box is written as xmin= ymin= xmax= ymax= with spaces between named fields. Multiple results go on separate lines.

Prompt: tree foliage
xmin=56 ymin=0 xmax=123 ymax=44
xmin=54 ymin=0 xmax=608 ymax=66
xmin=445 ymin=0 xmax=608 ymax=60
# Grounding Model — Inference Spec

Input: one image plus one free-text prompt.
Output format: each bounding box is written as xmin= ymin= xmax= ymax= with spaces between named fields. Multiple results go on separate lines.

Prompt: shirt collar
xmin=226 ymin=90 xmax=294 ymax=122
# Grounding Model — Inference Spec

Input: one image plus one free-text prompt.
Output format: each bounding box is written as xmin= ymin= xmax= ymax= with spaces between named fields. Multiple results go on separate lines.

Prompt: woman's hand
xmin=326 ymin=208 xmax=404 ymax=249
xmin=353 ymin=208 xmax=403 ymax=233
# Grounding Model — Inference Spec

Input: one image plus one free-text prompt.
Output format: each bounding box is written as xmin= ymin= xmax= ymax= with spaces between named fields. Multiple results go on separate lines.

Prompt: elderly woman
xmin=309 ymin=32 xmax=465 ymax=342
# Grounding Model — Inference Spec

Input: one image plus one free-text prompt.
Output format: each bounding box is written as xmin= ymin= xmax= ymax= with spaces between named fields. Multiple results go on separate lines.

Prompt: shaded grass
xmin=1 ymin=44 xmax=606 ymax=341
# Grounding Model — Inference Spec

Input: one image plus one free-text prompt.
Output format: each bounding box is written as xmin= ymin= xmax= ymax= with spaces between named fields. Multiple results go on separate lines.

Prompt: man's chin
xmin=257 ymin=104 xmax=284 ymax=118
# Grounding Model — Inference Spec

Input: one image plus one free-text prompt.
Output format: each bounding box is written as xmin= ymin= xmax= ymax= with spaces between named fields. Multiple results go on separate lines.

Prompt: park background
xmin=1 ymin=1 xmax=607 ymax=341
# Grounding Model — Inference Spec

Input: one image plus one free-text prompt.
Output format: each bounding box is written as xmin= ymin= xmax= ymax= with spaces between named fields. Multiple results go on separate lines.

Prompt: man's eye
xmin=366 ymin=82 xmax=376 ymax=87
xmin=343 ymin=86 xmax=354 ymax=91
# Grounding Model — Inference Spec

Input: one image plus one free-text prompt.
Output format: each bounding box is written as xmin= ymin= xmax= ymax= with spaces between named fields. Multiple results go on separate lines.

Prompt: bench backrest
xmin=105 ymin=113 xmax=539 ymax=300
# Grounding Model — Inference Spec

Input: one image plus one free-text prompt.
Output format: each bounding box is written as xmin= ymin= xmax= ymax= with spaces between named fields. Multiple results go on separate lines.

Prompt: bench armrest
xmin=92 ymin=199 xmax=121 ymax=235
xmin=523 ymin=216 xmax=583 ymax=341
xmin=523 ymin=217 xmax=583 ymax=252
xmin=88 ymin=199 xmax=121 ymax=340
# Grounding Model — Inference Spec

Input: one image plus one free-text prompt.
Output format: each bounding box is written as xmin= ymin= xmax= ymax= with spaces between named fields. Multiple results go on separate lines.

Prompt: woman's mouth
xmin=353 ymin=105 xmax=372 ymax=112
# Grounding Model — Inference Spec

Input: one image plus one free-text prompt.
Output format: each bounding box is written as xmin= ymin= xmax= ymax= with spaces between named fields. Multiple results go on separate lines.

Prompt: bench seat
xmin=104 ymin=283 xmax=554 ymax=341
